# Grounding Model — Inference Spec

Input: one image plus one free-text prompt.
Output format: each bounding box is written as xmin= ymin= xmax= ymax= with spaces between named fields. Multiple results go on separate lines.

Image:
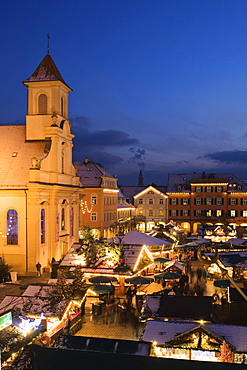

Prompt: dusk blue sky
xmin=1 ymin=0 xmax=247 ymax=185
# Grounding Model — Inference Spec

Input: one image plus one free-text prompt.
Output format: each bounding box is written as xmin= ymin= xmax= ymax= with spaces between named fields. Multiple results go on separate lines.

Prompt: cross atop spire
xmin=46 ymin=33 xmax=50 ymax=54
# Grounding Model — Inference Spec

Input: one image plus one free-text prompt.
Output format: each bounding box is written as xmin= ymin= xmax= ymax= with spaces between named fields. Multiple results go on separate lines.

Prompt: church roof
xmin=0 ymin=125 xmax=47 ymax=186
xmin=23 ymin=53 xmax=71 ymax=90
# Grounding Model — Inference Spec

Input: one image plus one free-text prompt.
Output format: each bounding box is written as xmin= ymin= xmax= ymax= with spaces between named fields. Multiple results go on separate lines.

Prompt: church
xmin=0 ymin=52 xmax=81 ymax=274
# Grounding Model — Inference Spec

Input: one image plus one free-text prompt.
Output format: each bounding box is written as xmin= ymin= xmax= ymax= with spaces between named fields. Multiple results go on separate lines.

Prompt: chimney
xmin=84 ymin=157 xmax=89 ymax=164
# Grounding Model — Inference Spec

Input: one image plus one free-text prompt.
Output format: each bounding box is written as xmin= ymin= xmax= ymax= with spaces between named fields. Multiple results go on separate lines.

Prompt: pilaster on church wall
xmin=26 ymin=193 xmax=43 ymax=272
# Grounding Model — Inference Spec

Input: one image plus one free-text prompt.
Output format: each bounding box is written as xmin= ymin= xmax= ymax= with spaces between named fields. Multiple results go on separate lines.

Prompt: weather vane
xmin=46 ymin=33 xmax=50 ymax=54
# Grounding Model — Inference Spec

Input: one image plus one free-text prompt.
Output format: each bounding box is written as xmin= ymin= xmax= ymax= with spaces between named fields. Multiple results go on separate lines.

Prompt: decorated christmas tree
xmin=219 ymin=341 xmax=234 ymax=363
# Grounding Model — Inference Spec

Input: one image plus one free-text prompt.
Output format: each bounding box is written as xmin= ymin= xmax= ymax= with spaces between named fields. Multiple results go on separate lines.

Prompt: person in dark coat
xmin=36 ymin=262 xmax=42 ymax=277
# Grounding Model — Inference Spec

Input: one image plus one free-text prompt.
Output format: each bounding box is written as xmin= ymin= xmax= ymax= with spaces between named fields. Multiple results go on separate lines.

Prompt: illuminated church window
xmin=41 ymin=209 xmax=45 ymax=243
xmin=61 ymin=208 xmax=65 ymax=230
xmin=7 ymin=209 xmax=18 ymax=245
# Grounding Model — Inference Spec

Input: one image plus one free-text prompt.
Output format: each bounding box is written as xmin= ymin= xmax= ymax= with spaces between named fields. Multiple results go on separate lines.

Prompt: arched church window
xmin=6 ymin=209 xmax=18 ymax=245
xmin=61 ymin=147 xmax=65 ymax=174
xmin=38 ymin=94 xmax=47 ymax=114
xmin=61 ymin=208 xmax=65 ymax=230
xmin=70 ymin=207 xmax=74 ymax=237
xmin=41 ymin=209 xmax=45 ymax=244
xmin=61 ymin=97 xmax=64 ymax=116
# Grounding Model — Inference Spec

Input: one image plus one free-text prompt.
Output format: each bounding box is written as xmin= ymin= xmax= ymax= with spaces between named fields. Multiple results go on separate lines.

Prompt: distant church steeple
xmin=138 ymin=169 xmax=144 ymax=186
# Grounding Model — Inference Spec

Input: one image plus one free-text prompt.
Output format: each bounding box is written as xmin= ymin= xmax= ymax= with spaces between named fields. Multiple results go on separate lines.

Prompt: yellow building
xmin=75 ymin=158 xmax=119 ymax=239
xmin=0 ymin=53 xmax=80 ymax=274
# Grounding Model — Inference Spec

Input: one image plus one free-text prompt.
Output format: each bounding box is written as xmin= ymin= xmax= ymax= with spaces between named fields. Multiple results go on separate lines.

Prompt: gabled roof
xmin=0 ymin=295 xmax=67 ymax=318
xmin=157 ymin=295 xmax=213 ymax=321
xmin=167 ymin=173 xmax=247 ymax=193
xmin=23 ymin=53 xmax=71 ymax=90
xmin=121 ymin=185 xmax=167 ymax=199
xmin=75 ymin=160 xmax=116 ymax=187
xmin=111 ymin=230 xmax=170 ymax=246
xmin=54 ymin=335 xmax=151 ymax=356
xmin=133 ymin=185 xmax=167 ymax=198
xmin=16 ymin=343 xmax=240 ymax=370
xmin=142 ymin=320 xmax=247 ymax=352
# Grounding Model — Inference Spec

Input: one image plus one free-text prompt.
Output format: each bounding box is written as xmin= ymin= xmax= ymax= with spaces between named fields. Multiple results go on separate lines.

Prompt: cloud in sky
xmin=129 ymin=147 xmax=146 ymax=169
xmin=72 ymin=116 xmax=140 ymax=170
xmin=201 ymin=150 xmax=247 ymax=166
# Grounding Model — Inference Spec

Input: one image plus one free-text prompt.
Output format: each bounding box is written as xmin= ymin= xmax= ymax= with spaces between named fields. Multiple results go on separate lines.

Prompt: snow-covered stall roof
xmin=142 ymin=320 xmax=247 ymax=352
xmin=0 ymin=295 xmax=67 ymax=318
xmin=112 ymin=230 xmax=170 ymax=246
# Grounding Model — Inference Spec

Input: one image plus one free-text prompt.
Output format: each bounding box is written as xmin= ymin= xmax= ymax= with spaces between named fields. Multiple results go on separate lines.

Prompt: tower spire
xmin=46 ymin=33 xmax=50 ymax=54
xmin=138 ymin=169 xmax=144 ymax=186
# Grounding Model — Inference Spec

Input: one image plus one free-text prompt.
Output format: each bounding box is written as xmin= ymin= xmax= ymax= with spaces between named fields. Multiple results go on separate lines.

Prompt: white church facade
xmin=0 ymin=53 xmax=81 ymax=274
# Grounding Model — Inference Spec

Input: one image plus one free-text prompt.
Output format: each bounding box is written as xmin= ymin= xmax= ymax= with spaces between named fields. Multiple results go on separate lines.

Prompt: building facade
xmin=0 ymin=53 xmax=80 ymax=274
xmin=167 ymin=172 xmax=247 ymax=234
xmin=75 ymin=158 xmax=119 ymax=239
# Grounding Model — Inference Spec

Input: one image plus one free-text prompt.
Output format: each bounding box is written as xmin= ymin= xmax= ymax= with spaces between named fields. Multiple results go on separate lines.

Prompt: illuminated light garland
xmin=133 ymin=245 xmax=154 ymax=271
xmin=80 ymin=200 xmax=93 ymax=214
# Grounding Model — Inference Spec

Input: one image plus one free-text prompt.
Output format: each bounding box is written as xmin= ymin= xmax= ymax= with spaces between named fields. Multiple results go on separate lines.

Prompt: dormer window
xmin=177 ymin=185 xmax=182 ymax=191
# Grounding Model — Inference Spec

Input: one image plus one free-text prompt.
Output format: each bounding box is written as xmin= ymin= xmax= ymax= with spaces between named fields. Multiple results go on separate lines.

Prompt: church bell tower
xmin=23 ymin=51 xmax=72 ymax=140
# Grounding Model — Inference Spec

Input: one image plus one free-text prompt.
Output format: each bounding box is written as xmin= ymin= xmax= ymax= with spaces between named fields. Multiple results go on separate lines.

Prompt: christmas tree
xmin=219 ymin=341 xmax=234 ymax=363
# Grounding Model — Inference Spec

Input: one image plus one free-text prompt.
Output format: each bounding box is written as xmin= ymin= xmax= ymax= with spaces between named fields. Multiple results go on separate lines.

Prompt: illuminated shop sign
xmin=0 ymin=312 xmax=12 ymax=331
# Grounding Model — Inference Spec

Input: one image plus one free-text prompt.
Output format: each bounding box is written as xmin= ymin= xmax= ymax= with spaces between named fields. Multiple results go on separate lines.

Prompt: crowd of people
xmin=89 ymin=286 xmax=144 ymax=337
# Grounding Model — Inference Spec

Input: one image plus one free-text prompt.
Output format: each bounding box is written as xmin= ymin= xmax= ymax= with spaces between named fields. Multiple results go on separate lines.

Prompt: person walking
xmin=36 ymin=262 xmax=42 ymax=277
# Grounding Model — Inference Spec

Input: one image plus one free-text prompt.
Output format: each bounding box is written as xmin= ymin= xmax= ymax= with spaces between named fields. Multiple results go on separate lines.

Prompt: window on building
xmin=243 ymin=211 xmax=247 ymax=217
xmin=70 ymin=208 xmax=74 ymax=237
xmin=61 ymin=148 xmax=65 ymax=174
xmin=61 ymin=208 xmax=65 ymax=230
xmin=216 ymin=197 xmax=222 ymax=205
xmin=159 ymin=209 xmax=164 ymax=216
xmin=171 ymin=210 xmax=177 ymax=217
xmin=171 ymin=198 xmax=177 ymax=205
xmin=61 ymin=97 xmax=64 ymax=116
xmin=230 ymin=210 xmax=236 ymax=217
xmin=149 ymin=209 xmax=153 ymax=217
xmin=149 ymin=199 xmax=153 ymax=204
xmin=182 ymin=210 xmax=189 ymax=216
xmin=196 ymin=186 xmax=202 ymax=193
xmin=206 ymin=197 xmax=212 ymax=205
xmin=139 ymin=199 xmax=143 ymax=204
xmin=148 ymin=191 xmax=154 ymax=194
xmin=7 ymin=209 xmax=18 ymax=245
xmin=195 ymin=210 xmax=202 ymax=217
xmin=238 ymin=185 xmax=242 ymax=190
xmin=38 ymin=94 xmax=47 ymax=114
xmin=216 ymin=210 xmax=222 ymax=217
xmin=206 ymin=186 xmax=212 ymax=192
xmin=206 ymin=210 xmax=212 ymax=217
xmin=216 ymin=186 xmax=222 ymax=192
xmin=41 ymin=209 xmax=45 ymax=244
xmin=230 ymin=198 xmax=237 ymax=205
xmin=92 ymin=196 xmax=97 ymax=205
xmin=91 ymin=212 xmax=97 ymax=221
xmin=182 ymin=198 xmax=189 ymax=205
xmin=177 ymin=185 xmax=182 ymax=191
xmin=159 ymin=199 xmax=163 ymax=204
xmin=243 ymin=198 xmax=247 ymax=205
xmin=196 ymin=198 xmax=202 ymax=205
